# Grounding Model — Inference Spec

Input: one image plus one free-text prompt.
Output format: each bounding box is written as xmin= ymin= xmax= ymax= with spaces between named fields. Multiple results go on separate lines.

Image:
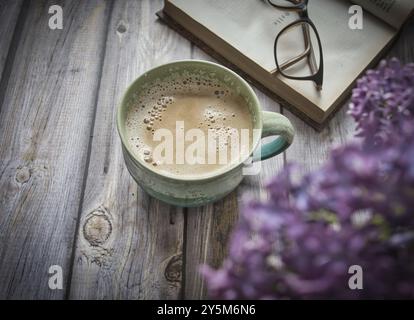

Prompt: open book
xmin=158 ymin=0 xmax=414 ymax=129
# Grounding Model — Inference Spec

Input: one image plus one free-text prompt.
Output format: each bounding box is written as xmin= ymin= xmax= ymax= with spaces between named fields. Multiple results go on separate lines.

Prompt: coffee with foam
xmin=125 ymin=73 xmax=253 ymax=177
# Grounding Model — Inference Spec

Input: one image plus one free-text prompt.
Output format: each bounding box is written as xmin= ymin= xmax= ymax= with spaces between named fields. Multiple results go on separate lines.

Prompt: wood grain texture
xmin=0 ymin=0 xmax=412 ymax=300
xmin=68 ymin=0 xmax=190 ymax=299
xmin=284 ymin=106 xmax=355 ymax=176
xmin=0 ymin=0 xmax=111 ymax=299
xmin=387 ymin=17 xmax=414 ymax=62
xmin=0 ymin=0 xmax=24 ymax=81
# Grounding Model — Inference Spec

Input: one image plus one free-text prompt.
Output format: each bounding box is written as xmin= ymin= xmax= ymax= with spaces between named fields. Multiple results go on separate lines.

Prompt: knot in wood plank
xmin=116 ymin=21 xmax=127 ymax=34
xmin=15 ymin=166 xmax=31 ymax=184
xmin=164 ymin=254 xmax=182 ymax=283
xmin=83 ymin=209 xmax=112 ymax=246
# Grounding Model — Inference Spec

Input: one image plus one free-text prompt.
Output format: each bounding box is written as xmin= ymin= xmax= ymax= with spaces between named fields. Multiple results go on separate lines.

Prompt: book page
xmin=166 ymin=0 xmax=396 ymax=117
xmin=167 ymin=0 xmax=300 ymax=72
xmin=351 ymin=0 xmax=414 ymax=29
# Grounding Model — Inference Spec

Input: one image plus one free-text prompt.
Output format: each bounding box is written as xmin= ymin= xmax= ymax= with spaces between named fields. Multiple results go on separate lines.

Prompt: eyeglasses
xmin=267 ymin=0 xmax=324 ymax=90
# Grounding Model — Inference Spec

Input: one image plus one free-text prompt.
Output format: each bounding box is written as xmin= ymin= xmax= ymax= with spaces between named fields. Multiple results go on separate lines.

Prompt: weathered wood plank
xmin=387 ymin=17 xmax=414 ymax=62
xmin=68 ymin=0 xmax=190 ymax=299
xmin=0 ymin=0 xmax=111 ymax=299
xmin=183 ymin=47 xmax=285 ymax=299
xmin=0 ymin=0 xmax=24 ymax=82
xmin=284 ymin=106 xmax=355 ymax=176
xmin=183 ymin=48 xmax=236 ymax=300
xmin=184 ymin=192 xmax=239 ymax=300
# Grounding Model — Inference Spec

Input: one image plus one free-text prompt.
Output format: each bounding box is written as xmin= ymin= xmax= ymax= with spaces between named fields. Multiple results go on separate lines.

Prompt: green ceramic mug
xmin=117 ymin=60 xmax=294 ymax=207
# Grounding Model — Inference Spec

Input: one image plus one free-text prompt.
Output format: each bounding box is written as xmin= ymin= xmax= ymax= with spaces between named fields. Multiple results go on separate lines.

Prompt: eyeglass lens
xmin=275 ymin=21 xmax=321 ymax=78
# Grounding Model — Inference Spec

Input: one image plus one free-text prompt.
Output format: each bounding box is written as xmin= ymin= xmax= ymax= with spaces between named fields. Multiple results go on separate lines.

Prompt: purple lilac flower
xmin=202 ymin=59 xmax=414 ymax=299
xmin=349 ymin=58 xmax=414 ymax=146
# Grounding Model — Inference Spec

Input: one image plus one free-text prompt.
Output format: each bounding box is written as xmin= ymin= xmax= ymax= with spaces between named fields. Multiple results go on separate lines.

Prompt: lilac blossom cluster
xmin=349 ymin=58 xmax=414 ymax=146
xmin=202 ymin=59 xmax=414 ymax=299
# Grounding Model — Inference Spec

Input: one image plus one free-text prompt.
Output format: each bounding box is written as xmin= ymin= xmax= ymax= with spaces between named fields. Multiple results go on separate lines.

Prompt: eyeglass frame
xmin=268 ymin=0 xmax=324 ymax=90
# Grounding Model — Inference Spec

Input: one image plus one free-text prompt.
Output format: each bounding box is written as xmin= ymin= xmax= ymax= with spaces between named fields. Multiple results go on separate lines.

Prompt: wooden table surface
xmin=0 ymin=0 xmax=413 ymax=300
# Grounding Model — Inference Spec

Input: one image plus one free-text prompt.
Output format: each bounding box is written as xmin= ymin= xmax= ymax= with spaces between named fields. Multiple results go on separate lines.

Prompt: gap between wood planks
xmin=0 ymin=0 xmax=29 ymax=115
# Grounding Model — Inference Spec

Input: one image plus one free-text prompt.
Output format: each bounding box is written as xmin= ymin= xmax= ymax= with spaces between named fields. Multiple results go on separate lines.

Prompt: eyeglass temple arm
xmin=302 ymin=23 xmax=322 ymax=90
xmin=270 ymin=24 xmax=317 ymax=74
xmin=303 ymin=23 xmax=318 ymax=75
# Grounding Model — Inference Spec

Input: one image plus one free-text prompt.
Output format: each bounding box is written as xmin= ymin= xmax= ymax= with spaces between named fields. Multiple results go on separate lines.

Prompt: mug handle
xmin=252 ymin=111 xmax=294 ymax=162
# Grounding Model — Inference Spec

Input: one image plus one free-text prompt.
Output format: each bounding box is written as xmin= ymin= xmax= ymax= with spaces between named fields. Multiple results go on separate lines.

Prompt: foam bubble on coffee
xmin=125 ymin=73 xmax=253 ymax=177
